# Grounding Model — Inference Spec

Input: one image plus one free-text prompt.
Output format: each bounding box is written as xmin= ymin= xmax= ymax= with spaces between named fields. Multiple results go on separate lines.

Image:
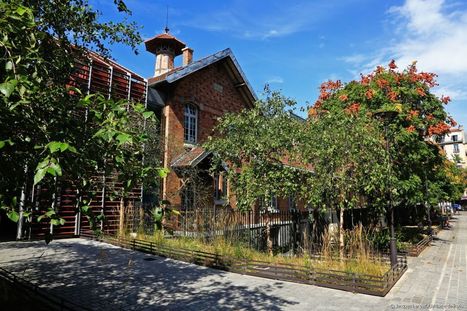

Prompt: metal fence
xmin=127 ymin=205 xmax=322 ymax=255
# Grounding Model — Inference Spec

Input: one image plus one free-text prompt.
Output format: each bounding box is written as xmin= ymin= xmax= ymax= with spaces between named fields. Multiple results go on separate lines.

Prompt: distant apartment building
xmin=435 ymin=126 xmax=467 ymax=168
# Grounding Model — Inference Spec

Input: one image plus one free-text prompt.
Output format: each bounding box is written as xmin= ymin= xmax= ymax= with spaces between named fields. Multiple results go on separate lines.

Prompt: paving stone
xmin=1 ymin=213 xmax=467 ymax=310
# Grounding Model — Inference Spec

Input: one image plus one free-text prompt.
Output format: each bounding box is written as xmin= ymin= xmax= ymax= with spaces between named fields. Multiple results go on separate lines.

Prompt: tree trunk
xmin=119 ymin=197 xmax=125 ymax=237
xmin=265 ymin=212 xmax=273 ymax=256
xmin=49 ymin=176 xmax=58 ymax=235
xmin=74 ymin=189 xmax=81 ymax=236
xmin=16 ymin=165 xmax=28 ymax=240
xmin=139 ymin=205 xmax=145 ymax=233
xmin=339 ymin=207 xmax=344 ymax=260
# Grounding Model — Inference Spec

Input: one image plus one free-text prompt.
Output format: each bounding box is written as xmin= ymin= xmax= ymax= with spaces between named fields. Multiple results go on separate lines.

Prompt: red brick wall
xmin=162 ymin=61 xmax=250 ymax=207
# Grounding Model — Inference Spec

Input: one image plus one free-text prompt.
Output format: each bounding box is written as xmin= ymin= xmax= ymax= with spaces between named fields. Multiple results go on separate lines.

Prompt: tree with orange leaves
xmin=309 ymin=60 xmax=459 ymax=227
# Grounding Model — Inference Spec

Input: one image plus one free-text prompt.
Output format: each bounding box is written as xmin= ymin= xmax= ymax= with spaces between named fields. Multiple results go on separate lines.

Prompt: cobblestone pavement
xmin=1 ymin=213 xmax=466 ymax=310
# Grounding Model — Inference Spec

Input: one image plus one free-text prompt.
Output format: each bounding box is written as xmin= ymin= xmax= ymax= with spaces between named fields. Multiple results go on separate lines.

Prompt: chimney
xmin=182 ymin=47 xmax=194 ymax=66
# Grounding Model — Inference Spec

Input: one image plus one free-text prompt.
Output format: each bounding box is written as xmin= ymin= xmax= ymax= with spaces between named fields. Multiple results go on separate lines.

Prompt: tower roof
xmin=144 ymin=32 xmax=186 ymax=56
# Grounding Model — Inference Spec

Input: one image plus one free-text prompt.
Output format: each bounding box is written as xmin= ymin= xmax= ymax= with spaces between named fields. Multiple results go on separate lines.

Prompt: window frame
xmin=213 ymin=173 xmax=228 ymax=204
xmin=288 ymin=195 xmax=297 ymax=212
xmin=259 ymin=194 xmax=279 ymax=213
xmin=184 ymin=103 xmax=198 ymax=144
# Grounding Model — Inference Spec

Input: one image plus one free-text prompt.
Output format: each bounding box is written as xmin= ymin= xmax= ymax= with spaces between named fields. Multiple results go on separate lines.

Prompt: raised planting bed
xmin=396 ymin=225 xmax=439 ymax=257
xmin=81 ymin=233 xmax=407 ymax=297
xmin=404 ymin=234 xmax=432 ymax=257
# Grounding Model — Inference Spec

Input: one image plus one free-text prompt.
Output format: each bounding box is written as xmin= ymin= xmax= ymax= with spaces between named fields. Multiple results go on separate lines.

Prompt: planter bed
xmin=404 ymin=234 xmax=432 ymax=257
xmin=81 ymin=232 xmax=407 ymax=297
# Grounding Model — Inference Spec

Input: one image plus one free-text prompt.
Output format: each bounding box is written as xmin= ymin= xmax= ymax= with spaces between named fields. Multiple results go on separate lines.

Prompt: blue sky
xmin=92 ymin=0 xmax=467 ymax=127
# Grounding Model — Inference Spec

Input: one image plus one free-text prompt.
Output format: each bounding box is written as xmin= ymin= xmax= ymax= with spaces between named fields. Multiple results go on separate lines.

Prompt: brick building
xmin=143 ymin=30 xmax=257 ymax=211
xmin=2 ymin=30 xmax=302 ymax=241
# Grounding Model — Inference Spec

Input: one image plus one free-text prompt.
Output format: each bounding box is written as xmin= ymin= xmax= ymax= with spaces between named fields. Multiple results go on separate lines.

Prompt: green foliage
xmin=0 ymin=0 xmax=163 ymax=240
xmin=206 ymin=87 xmax=388 ymax=218
xmin=302 ymin=107 xmax=388 ymax=213
xmin=312 ymin=61 xmax=459 ymax=213
xmin=205 ymin=88 xmax=308 ymax=211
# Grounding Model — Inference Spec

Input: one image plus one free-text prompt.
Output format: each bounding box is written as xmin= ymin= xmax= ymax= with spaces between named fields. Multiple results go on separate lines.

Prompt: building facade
xmin=436 ymin=126 xmax=467 ymax=168
xmin=142 ymin=30 xmax=309 ymax=216
xmin=4 ymin=30 xmax=303 ymax=240
xmin=143 ymin=31 xmax=256 ymax=211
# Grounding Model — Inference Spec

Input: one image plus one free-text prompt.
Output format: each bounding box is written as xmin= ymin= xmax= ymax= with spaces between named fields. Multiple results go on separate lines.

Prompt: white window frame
xmin=453 ymin=143 xmax=460 ymax=153
xmin=452 ymin=135 xmax=458 ymax=142
xmin=184 ymin=103 xmax=198 ymax=144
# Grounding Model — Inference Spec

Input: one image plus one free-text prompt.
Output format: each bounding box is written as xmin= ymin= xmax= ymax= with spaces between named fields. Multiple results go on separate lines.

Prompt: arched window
xmin=184 ymin=103 xmax=198 ymax=144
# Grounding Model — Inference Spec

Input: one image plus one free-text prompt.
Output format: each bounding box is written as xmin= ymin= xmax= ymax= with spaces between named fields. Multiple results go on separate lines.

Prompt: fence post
xmin=352 ymin=273 xmax=356 ymax=292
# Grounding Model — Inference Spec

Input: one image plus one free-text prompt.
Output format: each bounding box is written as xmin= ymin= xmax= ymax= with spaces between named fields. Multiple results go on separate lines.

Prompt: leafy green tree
xmin=205 ymin=89 xmax=307 ymax=211
xmin=0 ymin=0 xmax=164 ymax=240
xmin=206 ymin=89 xmax=389 ymax=256
xmin=302 ymin=106 xmax=388 ymax=256
xmin=205 ymin=89 xmax=309 ymax=254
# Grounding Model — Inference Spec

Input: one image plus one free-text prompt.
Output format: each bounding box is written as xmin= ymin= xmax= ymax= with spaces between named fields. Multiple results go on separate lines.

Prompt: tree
xmin=310 ymin=61 xmax=457 ymax=225
xmin=205 ymin=89 xmax=309 ymax=254
xmin=302 ymin=106 xmax=388 ymax=257
xmin=0 ymin=0 xmax=165 ymax=240
xmin=206 ymin=89 xmax=389 ymax=257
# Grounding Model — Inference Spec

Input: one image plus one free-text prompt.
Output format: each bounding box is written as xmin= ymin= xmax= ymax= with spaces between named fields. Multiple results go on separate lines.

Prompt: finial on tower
xmin=164 ymin=5 xmax=169 ymax=33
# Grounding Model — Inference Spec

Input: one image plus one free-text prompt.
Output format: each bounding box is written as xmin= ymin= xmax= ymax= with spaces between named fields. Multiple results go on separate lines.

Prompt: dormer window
xmin=184 ymin=103 xmax=198 ymax=144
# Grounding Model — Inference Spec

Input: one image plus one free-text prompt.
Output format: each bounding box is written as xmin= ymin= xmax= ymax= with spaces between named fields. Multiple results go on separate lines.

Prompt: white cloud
xmin=180 ymin=0 xmax=357 ymax=40
xmin=342 ymin=0 xmax=467 ymax=100
xmin=339 ymin=54 xmax=368 ymax=65
xmin=266 ymin=76 xmax=284 ymax=84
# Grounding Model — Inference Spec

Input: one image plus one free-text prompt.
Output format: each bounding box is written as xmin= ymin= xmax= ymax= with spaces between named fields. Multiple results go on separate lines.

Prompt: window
xmin=259 ymin=194 xmax=279 ymax=213
xmin=214 ymin=173 xmax=228 ymax=201
xmin=213 ymin=174 xmax=220 ymax=199
xmin=222 ymin=175 xmax=228 ymax=198
xmin=184 ymin=104 xmax=198 ymax=144
xmin=452 ymin=135 xmax=458 ymax=142
xmin=453 ymin=144 xmax=460 ymax=153
xmin=181 ymin=183 xmax=195 ymax=211
xmin=288 ymin=195 xmax=297 ymax=211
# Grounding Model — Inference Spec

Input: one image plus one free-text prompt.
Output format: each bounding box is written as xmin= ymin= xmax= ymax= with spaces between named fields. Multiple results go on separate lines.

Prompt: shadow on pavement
xmin=0 ymin=239 xmax=298 ymax=310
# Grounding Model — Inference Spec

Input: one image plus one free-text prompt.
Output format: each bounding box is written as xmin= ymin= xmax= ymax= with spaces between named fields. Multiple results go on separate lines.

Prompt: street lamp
xmin=374 ymin=109 xmax=399 ymax=267
xmin=424 ymin=169 xmax=432 ymax=236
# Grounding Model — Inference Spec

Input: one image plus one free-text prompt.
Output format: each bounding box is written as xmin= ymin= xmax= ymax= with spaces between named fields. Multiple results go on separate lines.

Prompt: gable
xmin=148 ymin=48 xmax=256 ymax=107
xmin=173 ymin=59 xmax=252 ymax=114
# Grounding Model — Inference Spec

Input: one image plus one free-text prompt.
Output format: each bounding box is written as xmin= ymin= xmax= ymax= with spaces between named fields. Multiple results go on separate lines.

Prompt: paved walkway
xmin=1 ymin=213 xmax=466 ymax=310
